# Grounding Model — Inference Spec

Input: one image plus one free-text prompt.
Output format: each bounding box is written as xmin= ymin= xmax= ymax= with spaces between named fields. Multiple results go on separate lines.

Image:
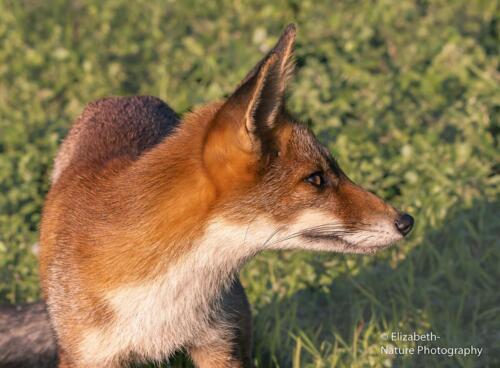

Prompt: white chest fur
xmin=79 ymin=218 xmax=275 ymax=366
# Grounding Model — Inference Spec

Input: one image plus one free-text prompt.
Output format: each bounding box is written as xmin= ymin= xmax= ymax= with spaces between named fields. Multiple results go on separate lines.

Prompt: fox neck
xmin=99 ymin=102 xmax=272 ymax=282
xmin=173 ymin=218 xmax=274 ymax=292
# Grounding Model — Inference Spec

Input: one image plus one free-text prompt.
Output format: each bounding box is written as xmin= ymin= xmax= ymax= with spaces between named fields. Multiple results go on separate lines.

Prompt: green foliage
xmin=1 ymin=0 xmax=499 ymax=366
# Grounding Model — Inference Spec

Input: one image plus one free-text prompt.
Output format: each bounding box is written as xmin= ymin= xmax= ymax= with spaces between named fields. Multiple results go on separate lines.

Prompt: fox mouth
xmin=301 ymin=230 xmax=397 ymax=254
xmin=302 ymin=231 xmax=354 ymax=246
xmin=265 ymin=222 xmax=401 ymax=254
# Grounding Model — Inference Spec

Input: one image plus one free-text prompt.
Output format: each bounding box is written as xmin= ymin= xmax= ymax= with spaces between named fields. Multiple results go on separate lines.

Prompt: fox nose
xmin=395 ymin=213 xmax=414 ymax=236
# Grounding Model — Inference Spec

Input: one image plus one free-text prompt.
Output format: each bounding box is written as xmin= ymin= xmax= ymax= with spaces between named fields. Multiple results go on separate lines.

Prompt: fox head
xmin=200 ymin=24 xmax=413 ymax=254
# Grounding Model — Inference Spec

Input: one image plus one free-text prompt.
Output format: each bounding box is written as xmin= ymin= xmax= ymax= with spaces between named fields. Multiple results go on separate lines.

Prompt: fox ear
xmin=218 ymin=24 xmax=296 ymax=153
xmin=238 ymin=23 xmax=297 ymax=95
xmin=203 ymin=25 xmax=296 ymax=189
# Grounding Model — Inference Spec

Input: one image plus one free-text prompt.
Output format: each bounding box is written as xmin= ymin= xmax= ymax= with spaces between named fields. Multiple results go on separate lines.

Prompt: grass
xmin=1 ymin=0 xmax=499 ymax=367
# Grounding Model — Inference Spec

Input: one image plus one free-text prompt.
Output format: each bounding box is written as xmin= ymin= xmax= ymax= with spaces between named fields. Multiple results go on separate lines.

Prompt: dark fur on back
xmin=52 ymin=96 xmax=179 ymax=183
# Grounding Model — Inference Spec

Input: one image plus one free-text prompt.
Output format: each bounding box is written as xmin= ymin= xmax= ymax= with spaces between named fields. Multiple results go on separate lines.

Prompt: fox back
xmin=50 ymin=96 xmax=179 ymax=184
xmin=40 ymin=25 xmax=413 ymax=368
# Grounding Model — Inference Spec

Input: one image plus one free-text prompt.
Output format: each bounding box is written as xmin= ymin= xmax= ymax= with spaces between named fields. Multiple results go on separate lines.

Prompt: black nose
xmin=395 ymin=213 xmax=414 ymax=236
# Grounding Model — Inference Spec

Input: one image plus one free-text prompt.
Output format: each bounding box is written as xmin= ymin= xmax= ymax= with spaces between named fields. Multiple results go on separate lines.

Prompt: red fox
xmin=39 ymin=24 xmax=413 ymax=368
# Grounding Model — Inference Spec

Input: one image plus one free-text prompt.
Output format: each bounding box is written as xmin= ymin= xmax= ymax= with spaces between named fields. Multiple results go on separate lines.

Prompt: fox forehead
xmin=276 ymin=119 xmax=338 ymax=174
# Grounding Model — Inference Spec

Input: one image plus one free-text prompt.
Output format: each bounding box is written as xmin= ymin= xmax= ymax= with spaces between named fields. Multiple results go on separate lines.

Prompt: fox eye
xmin=305 ymin=171 xmax=325 ymax=188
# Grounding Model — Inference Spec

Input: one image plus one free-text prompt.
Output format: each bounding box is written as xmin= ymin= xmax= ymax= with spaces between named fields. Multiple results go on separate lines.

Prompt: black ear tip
xmin=274 ymin=24 xmax=296 ymax=52
xmin=283 ymin=23 xmax=297 ymax=37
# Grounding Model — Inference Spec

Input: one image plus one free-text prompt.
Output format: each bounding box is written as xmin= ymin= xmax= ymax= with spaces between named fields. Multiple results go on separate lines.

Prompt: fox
xmin=39 ymin=24 xmax=414 ymax=368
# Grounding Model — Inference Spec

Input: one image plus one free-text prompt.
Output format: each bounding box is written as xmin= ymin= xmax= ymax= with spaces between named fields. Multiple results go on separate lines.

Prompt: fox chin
xmin=39 ymin=24 xmax=414 ymax=368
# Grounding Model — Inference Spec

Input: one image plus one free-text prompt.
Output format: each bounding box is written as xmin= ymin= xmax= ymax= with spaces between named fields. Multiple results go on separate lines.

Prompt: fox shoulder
xmin=51 ymin=96 xmax=179 ymax=184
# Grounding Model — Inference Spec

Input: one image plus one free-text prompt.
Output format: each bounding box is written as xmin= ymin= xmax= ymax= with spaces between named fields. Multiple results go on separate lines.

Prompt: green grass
xmin=1 ymin=0 xmax=499 ymax=367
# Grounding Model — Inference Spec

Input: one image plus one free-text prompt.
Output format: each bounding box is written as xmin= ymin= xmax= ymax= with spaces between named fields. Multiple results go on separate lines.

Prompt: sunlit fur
xmin=39 ymin=25 xmax=410 ymax=367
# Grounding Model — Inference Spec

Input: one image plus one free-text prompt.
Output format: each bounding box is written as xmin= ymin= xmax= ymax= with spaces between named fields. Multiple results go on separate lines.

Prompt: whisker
xmin=263 ymin=220 xmax=380 ymax=248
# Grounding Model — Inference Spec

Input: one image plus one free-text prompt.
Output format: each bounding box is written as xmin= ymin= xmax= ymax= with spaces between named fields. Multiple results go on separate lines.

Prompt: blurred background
xmin=0 ymin=0 xmax=498 ymax=367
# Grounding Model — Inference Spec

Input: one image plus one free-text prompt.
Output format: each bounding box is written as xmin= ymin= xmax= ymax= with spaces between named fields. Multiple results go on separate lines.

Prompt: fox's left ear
xmin=217 ymin=24 xmax=296 ymax=152
xmin=204 ymin=25 xmax=296 ymax=189
xmin=237 ymin=23 xmax=297 ymax=103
